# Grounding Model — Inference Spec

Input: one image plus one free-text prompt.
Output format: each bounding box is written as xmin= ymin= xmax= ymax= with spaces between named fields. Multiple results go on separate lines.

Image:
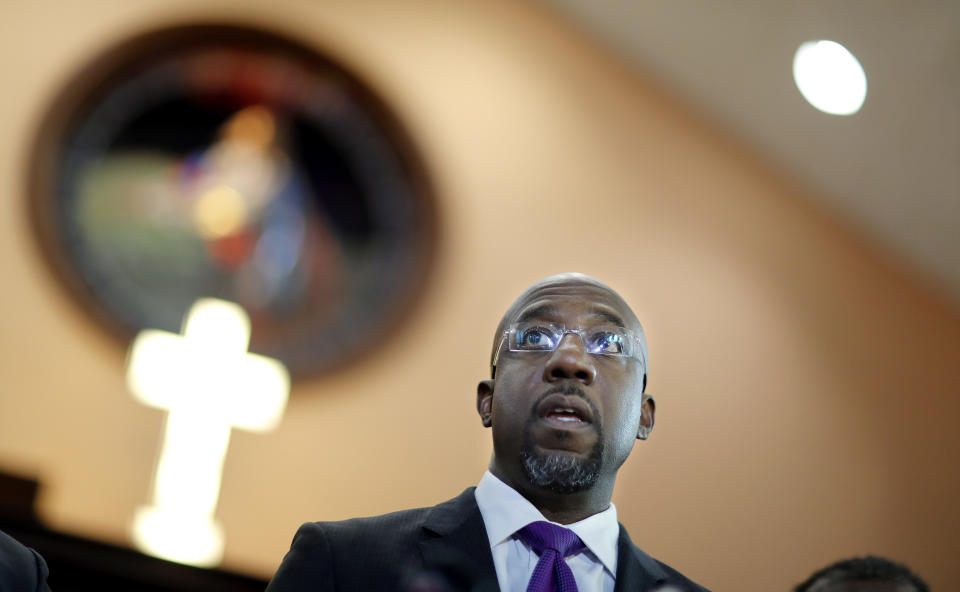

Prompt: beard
xmin=519 ymin=392 xmax=604 ymax=494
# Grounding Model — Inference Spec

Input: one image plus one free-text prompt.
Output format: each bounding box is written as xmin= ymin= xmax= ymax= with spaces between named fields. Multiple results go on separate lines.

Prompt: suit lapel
xmin=418 ymin=488 xmax=499 ymax=590
xmin=613 ymin=524 xmax=669 ymax=592
xmin=417 ymin=491 xmax=670 ymax=592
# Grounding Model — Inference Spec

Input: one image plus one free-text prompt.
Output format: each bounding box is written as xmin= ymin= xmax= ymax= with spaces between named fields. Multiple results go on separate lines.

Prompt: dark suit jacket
xmin=0 ymin=530 xmax=52 ymax=592
xmin=267 ymin=488 xmax=708 ymax=592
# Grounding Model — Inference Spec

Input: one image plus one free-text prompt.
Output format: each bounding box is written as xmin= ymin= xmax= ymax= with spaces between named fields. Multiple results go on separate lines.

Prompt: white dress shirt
xmin=474 ymin=471 xmax=619 ymax=592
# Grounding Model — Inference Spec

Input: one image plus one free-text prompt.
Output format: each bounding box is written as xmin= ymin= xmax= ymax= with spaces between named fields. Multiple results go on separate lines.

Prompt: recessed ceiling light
xmin=793 ymin=40 xmax=867 ymax=116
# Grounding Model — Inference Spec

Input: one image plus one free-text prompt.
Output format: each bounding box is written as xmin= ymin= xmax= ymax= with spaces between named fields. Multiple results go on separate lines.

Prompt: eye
xmin=515 ymin=325 xmax=557 ymax=350
xmin=587 ymin=330 xmax=626 ymax=355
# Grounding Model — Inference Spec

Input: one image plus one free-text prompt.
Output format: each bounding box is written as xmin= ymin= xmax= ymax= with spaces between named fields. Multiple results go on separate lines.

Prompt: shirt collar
xmin=474 ymin=470 xmax=620 ymax=576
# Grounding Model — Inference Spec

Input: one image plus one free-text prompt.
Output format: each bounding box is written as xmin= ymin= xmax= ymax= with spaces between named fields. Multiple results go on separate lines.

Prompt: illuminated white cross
xmin=126 ymin=298 xmax=289 ymax=567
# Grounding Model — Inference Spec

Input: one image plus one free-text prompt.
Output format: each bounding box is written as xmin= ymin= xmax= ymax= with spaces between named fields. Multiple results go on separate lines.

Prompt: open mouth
xmin=537 ymin=394 xmax=594 ymax=427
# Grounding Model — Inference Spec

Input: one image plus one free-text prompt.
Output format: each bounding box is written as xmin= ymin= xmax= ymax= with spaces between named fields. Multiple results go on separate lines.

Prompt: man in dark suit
xmin=268 ymin=274 xmax=708 ymax=591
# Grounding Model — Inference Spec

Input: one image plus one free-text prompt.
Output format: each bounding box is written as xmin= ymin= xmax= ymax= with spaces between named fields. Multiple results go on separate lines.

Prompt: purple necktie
xmin=516 ymin=521 xmax=585 ymax=592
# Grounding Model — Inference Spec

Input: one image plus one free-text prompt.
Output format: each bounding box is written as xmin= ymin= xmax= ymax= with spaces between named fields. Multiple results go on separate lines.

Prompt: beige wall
xmin=1 ymin=1 xmax=958 ymax=590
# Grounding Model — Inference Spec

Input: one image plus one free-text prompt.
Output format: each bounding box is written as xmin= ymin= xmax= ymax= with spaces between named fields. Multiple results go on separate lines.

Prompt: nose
xmin=543 ymin=333 xmax=596 ymax=385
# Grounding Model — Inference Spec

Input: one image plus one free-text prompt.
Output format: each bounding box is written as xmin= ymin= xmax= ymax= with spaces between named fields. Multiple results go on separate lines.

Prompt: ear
xmin=637 ymin=393 xmax=655 ymax=440
xmin=477 ymin=380 xmax=494 ymax=427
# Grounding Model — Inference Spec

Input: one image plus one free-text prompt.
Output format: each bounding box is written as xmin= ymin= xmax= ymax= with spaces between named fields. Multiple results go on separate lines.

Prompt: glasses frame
xmin=491 ymin=321 xmax=647 ymax=370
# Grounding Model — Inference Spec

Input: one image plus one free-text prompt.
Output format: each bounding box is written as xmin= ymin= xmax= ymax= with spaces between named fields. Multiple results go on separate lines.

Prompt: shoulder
xmin=618 ymin=525 xmax=710 ymax=592
xmin=0 ymin=530 xmax=51 ymax=592
xmin=266 ymin=509 xmax=430 ymax=592
xmin=648 ymin=557 xmax=710 ymax=592
xmin=297 ymin=503 xmax=434 ymax=553
xmin=267 ymin=490 xmax=478 ymax=592
xmin=320 ymin=503 xmax=435 ymax=535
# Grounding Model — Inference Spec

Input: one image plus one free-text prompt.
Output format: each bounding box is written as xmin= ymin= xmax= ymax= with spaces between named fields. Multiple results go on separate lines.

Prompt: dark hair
xmin=795 ymin=556 xmax=929 ymax=592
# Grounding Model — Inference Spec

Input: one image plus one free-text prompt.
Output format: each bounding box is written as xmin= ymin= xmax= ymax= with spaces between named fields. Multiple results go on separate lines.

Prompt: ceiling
xmin=542 ymin=0 xmax=960 ymax=305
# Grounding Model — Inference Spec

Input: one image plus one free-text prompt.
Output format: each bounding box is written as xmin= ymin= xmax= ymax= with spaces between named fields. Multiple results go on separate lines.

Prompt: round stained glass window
xmin=29 ymin=25 xmax=436 ymax=378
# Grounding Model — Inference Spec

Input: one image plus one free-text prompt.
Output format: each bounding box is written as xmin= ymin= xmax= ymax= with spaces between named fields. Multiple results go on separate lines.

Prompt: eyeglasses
xmin=492 ymin=321 xmax=647 ymax=369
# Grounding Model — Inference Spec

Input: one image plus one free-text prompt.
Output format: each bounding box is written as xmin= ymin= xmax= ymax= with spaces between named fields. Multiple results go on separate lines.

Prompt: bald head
xmin=489 ymin=273 xmax=647 ymax=384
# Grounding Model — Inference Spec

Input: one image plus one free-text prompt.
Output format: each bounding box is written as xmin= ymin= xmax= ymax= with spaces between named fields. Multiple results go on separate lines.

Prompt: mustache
xmin=541 ymin=383 xmax=588 ymax=399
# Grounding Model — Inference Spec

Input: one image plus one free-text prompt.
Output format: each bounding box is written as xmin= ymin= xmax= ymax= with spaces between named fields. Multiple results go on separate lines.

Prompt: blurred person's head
xmin=794 ymin=556 xmax=929 ymax=592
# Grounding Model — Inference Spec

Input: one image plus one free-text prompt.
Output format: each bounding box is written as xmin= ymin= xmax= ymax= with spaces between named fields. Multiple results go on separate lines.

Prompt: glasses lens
xmin=584 ymin=326 xmax=631 ymax=356
xmin=511 ymin=323 xmax=560 ymax=351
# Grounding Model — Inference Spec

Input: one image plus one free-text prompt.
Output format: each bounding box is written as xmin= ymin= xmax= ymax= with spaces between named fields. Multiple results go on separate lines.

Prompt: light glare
xmin=793 ymin=40 xmax=867 ymax=115
xmin=127 ymin=298 xmax=290 ymax=567
xmin=132 ymin=506 xmax=224 ymax=567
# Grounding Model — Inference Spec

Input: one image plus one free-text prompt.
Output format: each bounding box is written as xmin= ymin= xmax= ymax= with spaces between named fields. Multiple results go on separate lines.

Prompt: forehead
xmin=506 ymin=279 xmax=639 ymax=330
xmin=514 ymin=292 xmax=629 ymax=328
